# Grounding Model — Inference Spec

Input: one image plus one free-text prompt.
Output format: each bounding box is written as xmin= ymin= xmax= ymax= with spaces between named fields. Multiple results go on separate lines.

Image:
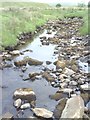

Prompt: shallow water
xmin=1 ymin=30 xmax=59 ymax=117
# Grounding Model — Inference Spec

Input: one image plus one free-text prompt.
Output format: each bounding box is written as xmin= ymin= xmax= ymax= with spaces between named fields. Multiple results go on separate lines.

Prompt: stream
xmin=1 ymin=29 xmax=59 ymax=118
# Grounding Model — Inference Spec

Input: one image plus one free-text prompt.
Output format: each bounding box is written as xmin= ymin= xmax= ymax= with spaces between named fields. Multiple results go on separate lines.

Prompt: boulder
xmin=20 ymin=103 xmax=30 ymax=109
xmin=28 ymin=58 xmax=43 ymax=66
xmin=63 ymin=67 xmax=75 ymax=76
xmin=56 ymin=60 xmax=66 ymax=69
xmin=60 ymin=96 xmax=84 ymax=119
xmin=80 ymin=83 xmax=90 ymax=91
xmin=13 ymin=88 xmax=36 ymax=101
xmin=54 ymin=98 xmax=67 ymax=119
xmin=14 ymin=98 xmax=22 ymax=108
xmin=32 ymin=108 xmax=53 ymax=119
xmin=42 ymin=72 xmax=55 ymax=82
xmin=10 ymin=50 xmax=20 ymax=55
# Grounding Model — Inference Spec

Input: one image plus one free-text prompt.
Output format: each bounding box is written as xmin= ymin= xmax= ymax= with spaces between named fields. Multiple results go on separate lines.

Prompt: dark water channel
xmin=1 ymin=30 xmax=59 ymax=118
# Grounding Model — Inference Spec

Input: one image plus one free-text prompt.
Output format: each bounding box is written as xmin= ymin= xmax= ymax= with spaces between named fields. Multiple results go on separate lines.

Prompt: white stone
xmin=20 ymin=103 xmax=30 ymax=109
xmin=14 ymin=99 xmax=22 ymax=108
xmin=32 ymin=108 xmax=53 ymax=118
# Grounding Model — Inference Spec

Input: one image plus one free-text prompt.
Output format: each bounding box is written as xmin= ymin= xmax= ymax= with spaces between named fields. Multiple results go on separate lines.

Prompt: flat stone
xmin=32 ymin=108 xmax=53 ymax=118
xmin=42 ymin=72 xmax=55 ymax=82
xmin=13 ymin=88 xmax=36 ymax=101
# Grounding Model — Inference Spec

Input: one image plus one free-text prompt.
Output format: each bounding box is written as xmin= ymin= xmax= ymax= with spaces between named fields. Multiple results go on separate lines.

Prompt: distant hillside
xmin=1 ymin=2 xmax=50 ymax=8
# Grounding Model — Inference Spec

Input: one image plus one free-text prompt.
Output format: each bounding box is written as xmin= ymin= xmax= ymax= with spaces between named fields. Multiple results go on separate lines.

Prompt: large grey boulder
xmin=60 ymin=96 xmax=84 ymax=119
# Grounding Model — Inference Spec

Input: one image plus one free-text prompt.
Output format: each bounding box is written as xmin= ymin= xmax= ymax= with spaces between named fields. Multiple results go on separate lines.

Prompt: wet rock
xmin=71 ymin=64 xmax=78 ymax=72
xmin=29 ymin=73 xmax=40 ymax=80
xmin=54 ymin=98 xmax=67 ymax=119
xmin=60 ymin=96 xmax=84 ymax=119
xmin=46 ymin=61 xmax=52 ymax=65
xmin=86 ymin=101 xmax=90 ymax=111
xmin=63 ymin=67 xmax=75 ymax=76
xmin=49 ymin=92 xmax=68 ymax=101
xmin=21 ymin=66 xmax=27 ymax=72
xmin=13 ymin=88 xmax=36 ymax=101
xmin=59 ymin=88 xmax=73 ymax=97
xmin=1 ymin=112 xmax=13 ymax=119
xmin=28 ymin=58 xmax=43 ymax=66
xmin=42 ymin=72 xmax=55 ymax=82
xmin=10 ymin=50 xmax=20 ymax=55
xmin=81 ymin=93 xmax=90 ymax=105
xmin=56 ymin=60 xmax=66 ymax=69
xmin=14 ymin=98 xmax=22 ymax=108
xmin=32 ymin=108 xmax=53 ymax=119
xmin=20 ymin=103 xmax=30 ymax=109
xmin=80 ymin=83 xmax=90 ymax=91
xmin=14 ymin=60 xmax=27 ymax=67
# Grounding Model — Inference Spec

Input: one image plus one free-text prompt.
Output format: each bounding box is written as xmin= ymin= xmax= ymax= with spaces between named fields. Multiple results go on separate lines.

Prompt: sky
xmin=1 ymin=0 xmax=90 ymax=5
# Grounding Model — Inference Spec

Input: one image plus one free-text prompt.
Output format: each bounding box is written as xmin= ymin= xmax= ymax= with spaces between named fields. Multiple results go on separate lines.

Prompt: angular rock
xmin=32 ymin=108 xmax=53 ymax=118
xmin=60 ymin=96 xmax=84 ymax=119
xmin=14 ymin=98 xmax=22 ymax=108
xmin=20 ymin=103 xmax=30 ymax=109
xmin=54 ymin=98 xmax=67 ymax=119
xmin=80 ymin=83 xmax=90 ymax=91
xmin=63 ymin=67 xmax=75 ymax=76
xmin=28 ymin=58 xmax=43 ymax=66
xmin=42 ymin=72 xmax=55 ymax=82
xmin=10 ymin=50 xmax=20 ymax=55
xmin=13 ymin=88 xmax=36 ymax=101
xmin=56 ymin=60 xmax=66 ymax=69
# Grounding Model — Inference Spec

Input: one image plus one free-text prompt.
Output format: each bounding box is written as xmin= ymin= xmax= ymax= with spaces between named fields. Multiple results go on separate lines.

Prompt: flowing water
xmin=1 ymin=30 xmax=59 ymax=118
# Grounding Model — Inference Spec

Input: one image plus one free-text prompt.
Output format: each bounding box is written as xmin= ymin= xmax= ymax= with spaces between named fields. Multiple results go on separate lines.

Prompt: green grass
xmin=0 ymin=2 xmax=88 ymax=49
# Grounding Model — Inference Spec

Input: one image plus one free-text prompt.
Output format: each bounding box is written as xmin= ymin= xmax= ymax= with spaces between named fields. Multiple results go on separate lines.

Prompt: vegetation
xmin=56 ymin=3 xmax=61 ymax=7
xmin=88 ymin=1 xmax=90 ymax=7
xmin=77 ymin=3 xmax=86 ymax=7
xmin=0 ymin=2 xmax=88 ymax=49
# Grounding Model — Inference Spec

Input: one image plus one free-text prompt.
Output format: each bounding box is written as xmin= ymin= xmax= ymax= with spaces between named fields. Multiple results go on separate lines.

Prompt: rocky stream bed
xmin=0 ymin=17 xmax=90 ymax=120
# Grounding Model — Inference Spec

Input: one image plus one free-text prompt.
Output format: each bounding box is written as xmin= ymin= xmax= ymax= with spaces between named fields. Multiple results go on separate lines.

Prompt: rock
xmin=60 ymin=96 xmax=84 ymax=119
xmin=81 ymin=93 xmax=90 ymax=105
xmin=46 ymin=61 xmax=52 ymax=65
xmin=63 ymin=67 xmax=75 ymax=76
xmin=14 ymin=98 xmax=22 ymax=108
xmin=86 ymin=101 xmax=90 ymax=111
xmin=56 ymin=60 xmax=66 ymax=69
xmin=14 ymin=60 xmax=27 ymax=67
xmin=20 ymin=103 xmax=30 ymax=109
xmin=49 ymin=92 xmax=68 ymax=101
xmin=29 ymin=73 xmax=40 ymax=80
xmin=80 ymin=83 xmax=90 ymax=91
xmin=54 ymin=98 xmax=67 ymax=119
xmin=10 ymin=50 xmax=20 ymax=55
xmin=32 ymin=108 xmax=53 ymax=118
xmin=28 ymin=58 xmax=43 ymax=66
xmin=1 ymin=112 xmax=13 ymax=119
xmin=42 ymin=72 xmax=55 ymax=82
xmin=21 ymin=66 xmax=27 ymax=72
xmin=71 ymin=64 xmax=78 ymax=72
xmin=13 ymin=88 xmax=36 ymax=101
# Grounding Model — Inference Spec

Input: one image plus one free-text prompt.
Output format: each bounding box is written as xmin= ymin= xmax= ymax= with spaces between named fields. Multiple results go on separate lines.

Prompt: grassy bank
xmin=0 ymin=2 xmax=88 ymax=49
